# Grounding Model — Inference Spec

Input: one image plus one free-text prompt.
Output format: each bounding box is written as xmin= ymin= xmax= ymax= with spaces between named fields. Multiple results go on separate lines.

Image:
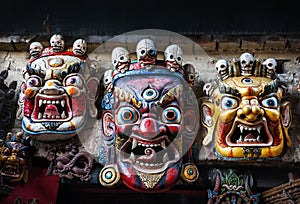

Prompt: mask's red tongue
xmin=44 ymin=104 xmax=60 ymax=116
xmin=137 ymin=148 xmax=157 ymax=163
xmin=244 ymin=133 xmax=255 ymax=140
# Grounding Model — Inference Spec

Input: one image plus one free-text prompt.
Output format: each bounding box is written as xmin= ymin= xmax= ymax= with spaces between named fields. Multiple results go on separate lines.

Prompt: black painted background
xmin=0 ymin=0 xmax=299 ymax=35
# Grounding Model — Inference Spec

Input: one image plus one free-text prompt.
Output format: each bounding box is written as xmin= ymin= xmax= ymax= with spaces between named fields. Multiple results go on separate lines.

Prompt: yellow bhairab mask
xmin=201 ymin=53 xmax=292 ymax=160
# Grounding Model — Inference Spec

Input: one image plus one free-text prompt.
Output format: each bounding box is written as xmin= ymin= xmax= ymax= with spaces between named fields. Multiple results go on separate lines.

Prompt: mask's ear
xmin=281 ymin=101 xmax=292 ymax=147
xmin=102 ymin=111 xmax=115 ymax=138
xmin=201 ymin=102 xmax=214 ymax=146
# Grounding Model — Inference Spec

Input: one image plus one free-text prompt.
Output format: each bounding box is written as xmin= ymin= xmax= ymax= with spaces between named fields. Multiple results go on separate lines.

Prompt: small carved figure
xmin=164 ymin=44 xmax=183 ymax=72
xmin=239 ymin=52 xmax=254 ymax=76
xmin=136 ymin=38 xmax=157 ymax=67
xmin=262 ymin=58 xmax=277 ymax=79
xmin=29 ymin=42 xmax=43 ymax=59
xmin=215 ymin=59 xmax=229 ymax=80
xmin=50 ymin=34 xmax=65 ymax=52
xmin=111 ymin=47 xmax=130 ymax=74
xmin=72 ymin=39 xmax=87 ymax=56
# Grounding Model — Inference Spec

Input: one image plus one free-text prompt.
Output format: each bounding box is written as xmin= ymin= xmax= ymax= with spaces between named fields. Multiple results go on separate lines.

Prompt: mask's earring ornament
xmin=98 ymin=39 xmax=199 ymax=192
xmin=201 ymin=53 xmax=292 ymax=160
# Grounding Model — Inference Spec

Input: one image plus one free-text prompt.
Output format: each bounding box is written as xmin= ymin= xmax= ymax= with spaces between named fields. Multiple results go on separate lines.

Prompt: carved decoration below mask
xmin=46 ymin=139 xmax=94 ymax=181
xmin=207 ymin=168 xmax=261 ymax=204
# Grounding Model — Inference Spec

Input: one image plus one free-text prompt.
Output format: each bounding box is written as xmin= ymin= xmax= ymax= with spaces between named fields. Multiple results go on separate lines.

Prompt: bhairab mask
xmin=18 ymin=35 xmax=99 ymax=141
xmin=98 ymin=41 xmax=199 ymax=192
xmin=201 ymin=53 xmax=292 ymax=160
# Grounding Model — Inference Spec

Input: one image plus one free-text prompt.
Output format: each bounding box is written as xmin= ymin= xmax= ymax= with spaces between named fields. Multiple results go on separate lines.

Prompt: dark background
xmin=1 ymin=0 xmax=299 ymax=35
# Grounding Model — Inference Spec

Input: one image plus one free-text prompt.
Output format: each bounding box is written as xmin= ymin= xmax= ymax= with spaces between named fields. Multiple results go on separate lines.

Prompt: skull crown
xmin=211 ymin=52 xmax=279 ymax=82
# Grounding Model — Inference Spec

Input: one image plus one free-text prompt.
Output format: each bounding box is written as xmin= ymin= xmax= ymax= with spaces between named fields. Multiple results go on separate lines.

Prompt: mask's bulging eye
xmin=117 ymin=107 xmax=138 ymax=124
xmin=162 ymin=107 xmax=181 ymax=124
xmin=65 ymin=75 xmax=83 ymax=88
xmin=261 ymin=96 xmax=278 ymax=109
xmin=221 ymin=97 xmax=239 ymax=110
xmin=27 ymin=77 xmax=42 ymax=87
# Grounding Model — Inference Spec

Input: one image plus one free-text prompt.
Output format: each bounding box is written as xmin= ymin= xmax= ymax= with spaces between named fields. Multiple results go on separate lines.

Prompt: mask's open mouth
xmin=120 ymin=136 xmax=180 ymax=174
xmin=31 ymin=93 xmax=72 ymax=122
xmin=2 ymin=163 xmax=20 ymax=178
xmin=226 ymin=119 xmax=273 ymax=147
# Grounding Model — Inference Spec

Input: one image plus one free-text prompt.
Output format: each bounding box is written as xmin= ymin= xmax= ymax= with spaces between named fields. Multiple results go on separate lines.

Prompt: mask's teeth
xmin=161 ymin=140 xmax=166 ymax=149
xmin=132 ymin=138 xmax=137 ymax=150
xmin=61 ymin=99 xmax=65 ymax=107
xmin=130 ymin=152 xmax=136 ymax=162
xmin=257 ymin=135 xmax=261 ymax=142
xmin=257 ymin=126 xmax=261 ymax=134
xmin=163 ymin=152 xmax=169 ymax=163
xmin=240 ymin=126 xmax=244 ymax=133
xmin=39 ymin=99 xmax=43 ymax=107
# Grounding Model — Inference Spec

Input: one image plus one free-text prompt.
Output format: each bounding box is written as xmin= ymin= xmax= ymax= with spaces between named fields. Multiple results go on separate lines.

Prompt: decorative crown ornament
xmin=98 ymin=38 xmax=199 ymax=192
xmin=201 ymin=52 xmax=292 ymax=160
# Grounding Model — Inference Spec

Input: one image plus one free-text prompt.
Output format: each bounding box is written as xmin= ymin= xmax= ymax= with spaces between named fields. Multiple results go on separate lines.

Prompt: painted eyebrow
xmin=219 ymin=84 xmax=241 ymax=97
xmin=259 ymin=80 xmax=279 ymax=98
xmin=155 ymin=85 xmax=183 ymax=107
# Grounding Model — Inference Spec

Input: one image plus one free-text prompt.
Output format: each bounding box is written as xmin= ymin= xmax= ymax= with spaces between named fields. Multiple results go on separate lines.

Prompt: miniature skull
xmin=215 ymin=59 xmax=229 ymax=80
xmin=29 ymin=42 xmax=43 ymax=58
xmin=50 ymin=34 xmax=65 ymax=52
xmin=239 ymin=52 xmax=254 ymax=76
xmin=73 ymin=39 xmax=87 ymax=56
xmin=263 ymin=58 xmax=277 ymax=79
xmin=183 ymin=63 xmax=195 ymax=87
xmin=203 ymin=83 xmax=213 ymax=96
xmin=103 ymin=69 xmax=113 ymax=92
xmin=111 ymin=47 xmax=130 ymax=73
xmin=136 ymin=39 xmax=157 ymax=66
xmin=164 ymin=44 xmax=183 ymax=72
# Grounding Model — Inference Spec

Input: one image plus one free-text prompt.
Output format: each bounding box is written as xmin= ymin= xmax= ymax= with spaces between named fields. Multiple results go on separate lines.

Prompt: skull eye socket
xmin=140 ymin=49 xmax=146 ymax=55
xmin=148 ymin=49 xmax=156 ymax=57
xmin=177 ymin=56 xmax=182 ymax=62
xmin=221 ymin=96 xmax=239 ymax=110
xmin=220 ymin=64 xmax=226 ymax=68
xmin=242 ymin=60 xmax=246 ymax=64
xmin=116 ymin=106 xmax=139 ymax=124
xmin=261 ymin=96 xmax=278 ymax=109
xmin=189 ymin=74 xmax=194 ymax=81
xmin=161 ymin=107 xmax=181 ymax=124
xmin=249 ymin=60 xmax=254 ymax=65
xmin=268 ymin=63 xmax=273 ymax=67
xmin=170 ymin=54 xmax=174 ymax=59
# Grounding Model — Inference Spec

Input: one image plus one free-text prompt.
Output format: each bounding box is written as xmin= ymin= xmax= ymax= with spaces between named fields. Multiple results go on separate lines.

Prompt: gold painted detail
xmin=136 ymin=170 xmax=165 ymax=189
xmin=114 ymin=87 xmax=142 ymax=108
xmin=156 ymin=85 xmax=183 ymax=106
